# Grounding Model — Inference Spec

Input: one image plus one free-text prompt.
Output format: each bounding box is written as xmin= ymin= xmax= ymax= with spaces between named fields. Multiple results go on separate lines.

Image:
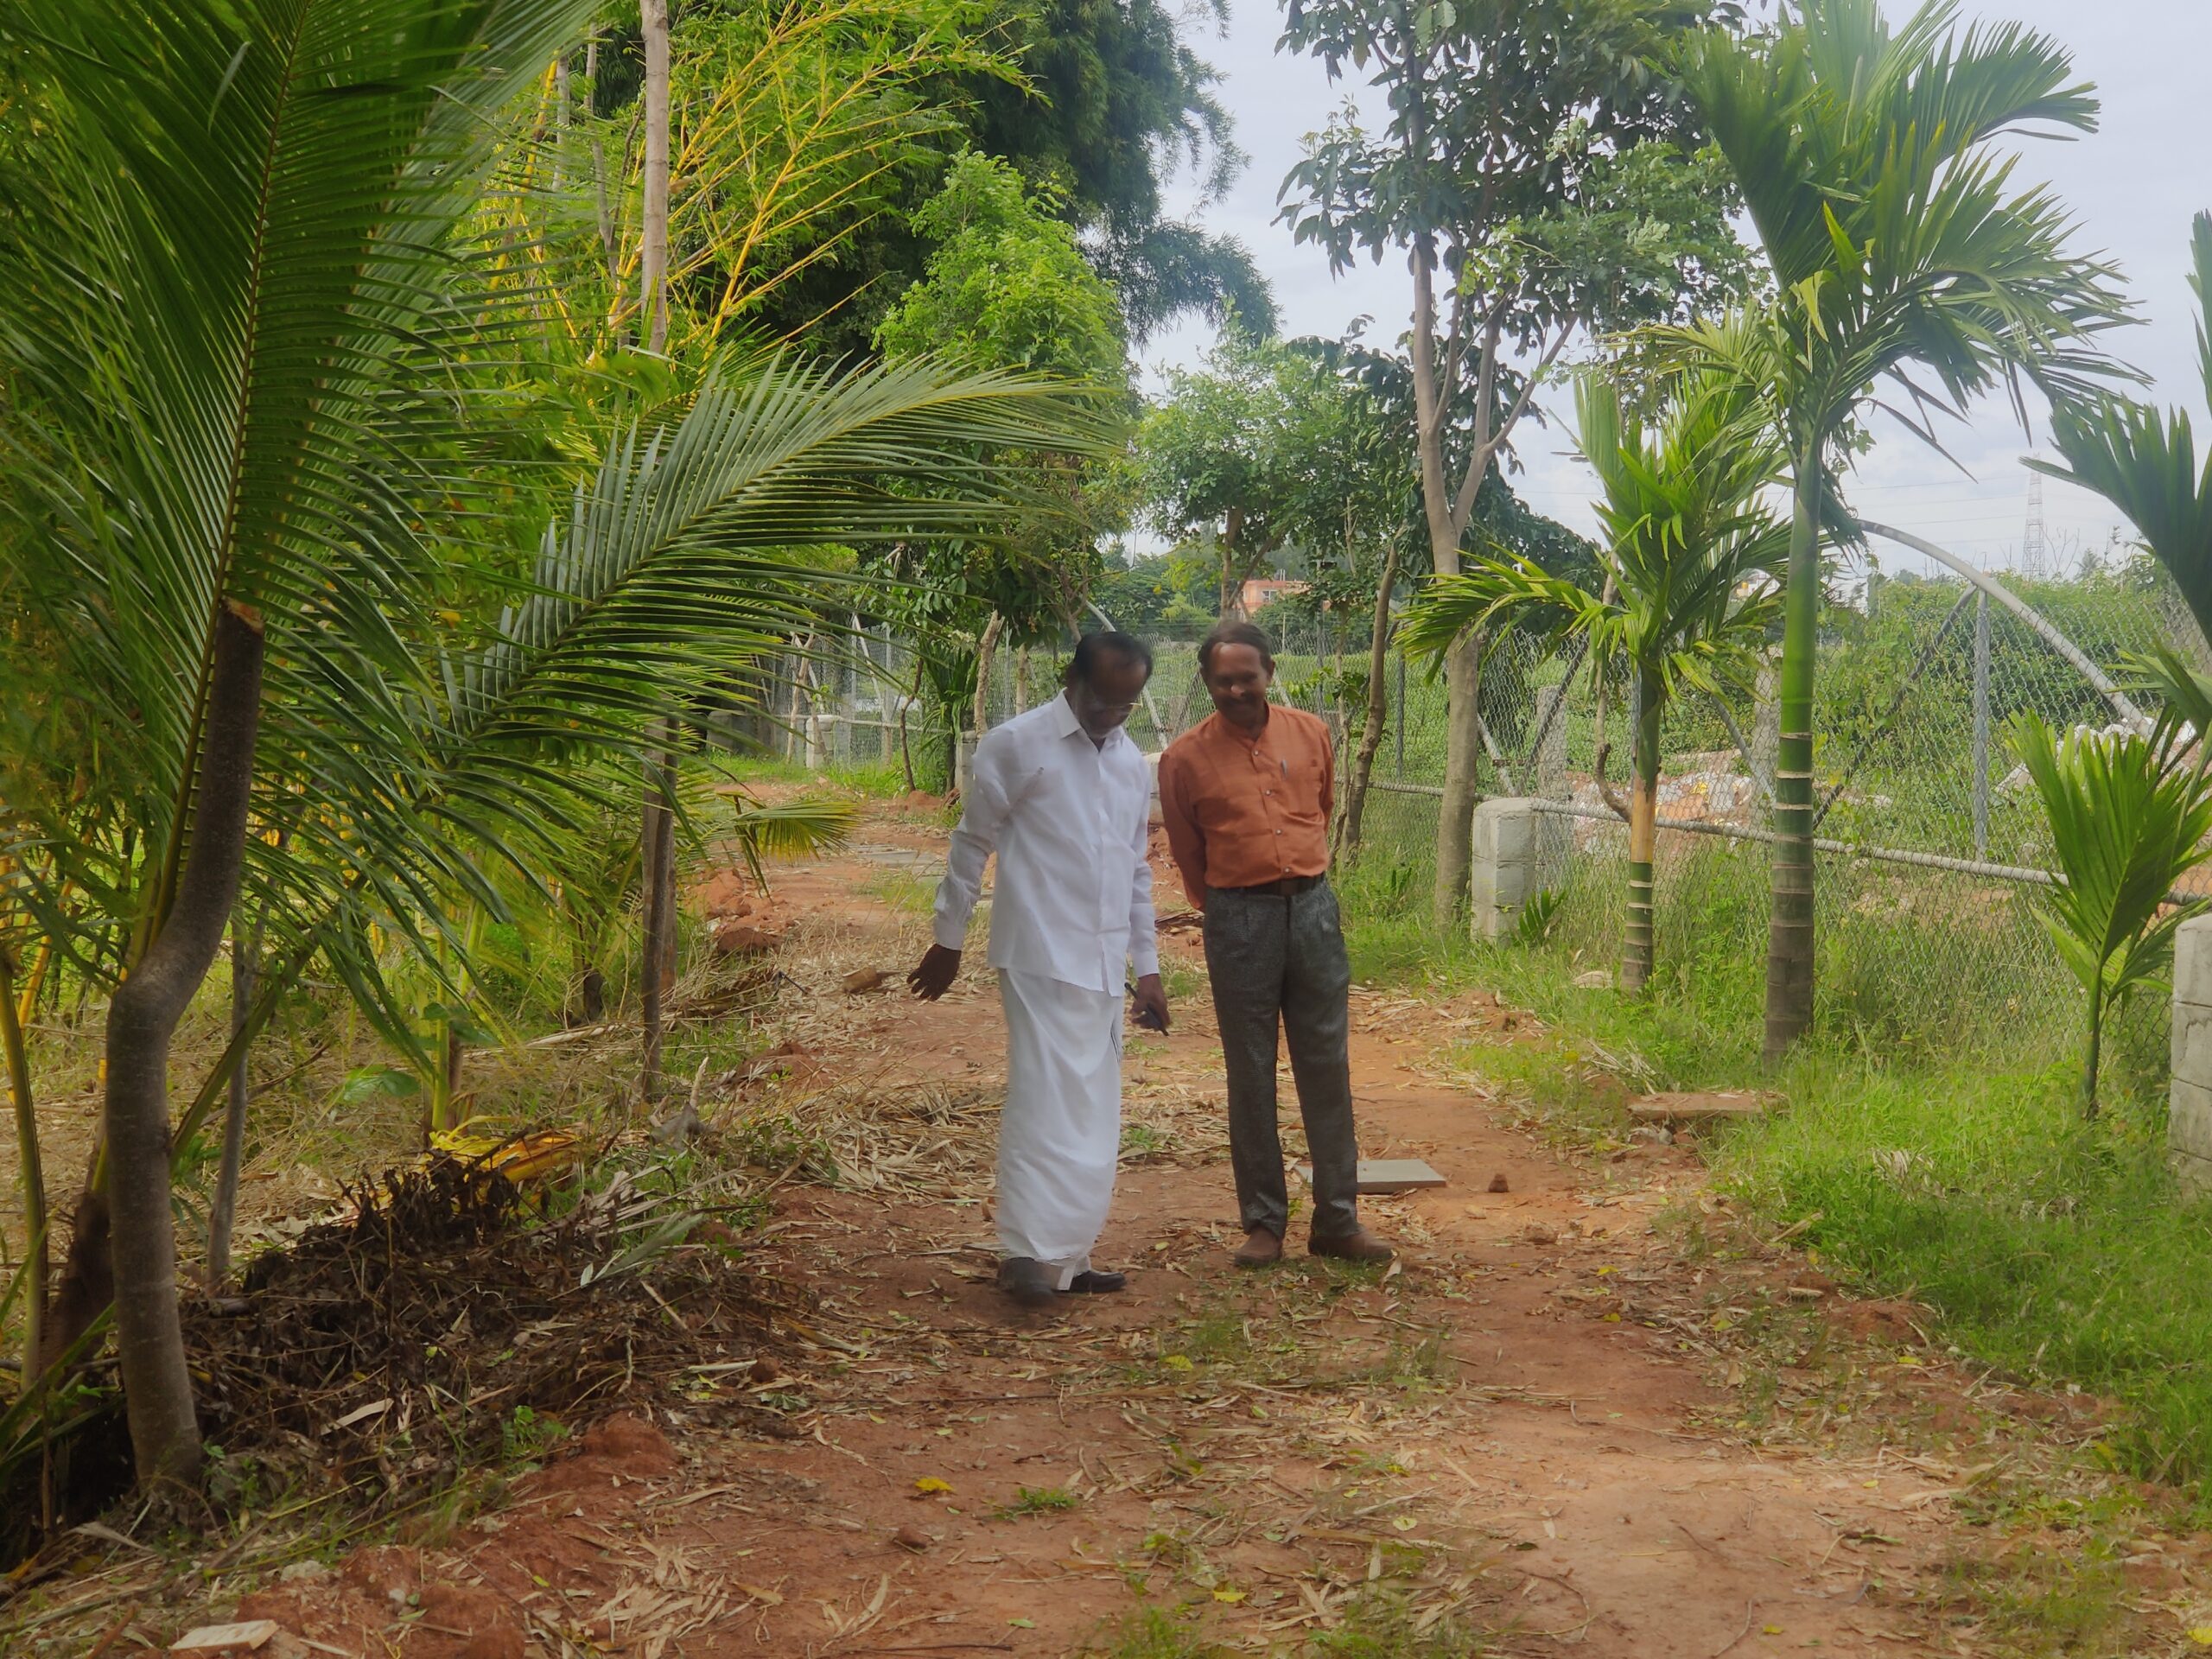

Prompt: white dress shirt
xmin=932 ymin=690 xmax=1160 ymax=994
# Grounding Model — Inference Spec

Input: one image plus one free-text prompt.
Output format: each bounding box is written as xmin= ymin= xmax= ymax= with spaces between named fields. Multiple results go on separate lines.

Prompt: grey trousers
xmin=1202 ymin=880 xmax=1361 ymax=1240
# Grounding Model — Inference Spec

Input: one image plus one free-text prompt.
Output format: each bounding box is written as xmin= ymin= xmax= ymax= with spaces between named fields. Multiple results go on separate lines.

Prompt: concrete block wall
xmin=1471 ymin=798 xmax=1541 ymax=940
xmin=2171 ymin=915 xmax=2212 ymax=1191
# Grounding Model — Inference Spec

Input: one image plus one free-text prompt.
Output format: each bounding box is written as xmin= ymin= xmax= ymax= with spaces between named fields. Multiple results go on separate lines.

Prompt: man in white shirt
xmin=908 ymin=632 xmax=1168 ymax=1308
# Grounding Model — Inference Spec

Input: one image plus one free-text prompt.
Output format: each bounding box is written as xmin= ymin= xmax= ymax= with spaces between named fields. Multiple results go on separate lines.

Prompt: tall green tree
xmin=1278 ymin=0 xmax=1753 ymax=928
xmin=1136 ymin=330 xmax=1383 ymax=620
xmin=874 ymin=152 xmax=1134 ymax=727
xmin=1673 ymin=0 xmax=2131 ymax=1059
xmin=0 ymin=0 xmax=1109 ymax=1489
xmin=730 ymin=0 xmax=1272 ymax=350
xmin=1402 ymin=372 xmax=1786 ymax=989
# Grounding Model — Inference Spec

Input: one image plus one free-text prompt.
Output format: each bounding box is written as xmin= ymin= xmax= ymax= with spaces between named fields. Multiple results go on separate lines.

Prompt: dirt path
xmin=239 ymin=799 xmax=2177 ymax=1658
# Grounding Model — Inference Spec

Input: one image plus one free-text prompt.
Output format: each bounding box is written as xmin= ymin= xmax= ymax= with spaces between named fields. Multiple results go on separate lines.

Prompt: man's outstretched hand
xmin=908 ymin=943 xmax=963 ymax=1001
xmin=1130 ymin=972 xmax=1171 ymax=1033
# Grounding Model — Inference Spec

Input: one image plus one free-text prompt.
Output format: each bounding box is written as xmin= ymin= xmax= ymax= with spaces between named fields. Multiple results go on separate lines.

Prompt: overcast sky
xmin=1140 ymin=1 xmax=2212 ymax=581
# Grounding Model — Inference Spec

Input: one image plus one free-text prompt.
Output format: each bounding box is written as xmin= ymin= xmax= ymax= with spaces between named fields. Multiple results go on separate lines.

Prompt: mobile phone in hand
xmin=1129 ymin=991 xmax=1167 ymax=1031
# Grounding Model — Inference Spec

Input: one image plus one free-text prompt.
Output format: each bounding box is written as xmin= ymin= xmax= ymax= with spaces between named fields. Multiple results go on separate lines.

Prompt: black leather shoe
xmin=997 ymin=1256 xmax=1057 ymax=1307
xmin=1061 ymin=1269 xmax=1127 ymax=1294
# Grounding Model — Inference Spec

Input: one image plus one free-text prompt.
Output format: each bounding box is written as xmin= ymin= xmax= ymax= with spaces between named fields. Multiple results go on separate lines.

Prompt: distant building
xmin=1240 ymin=576 xmax=1308 ymax=615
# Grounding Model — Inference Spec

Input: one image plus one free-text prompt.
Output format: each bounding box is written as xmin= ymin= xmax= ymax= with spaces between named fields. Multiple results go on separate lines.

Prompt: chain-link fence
xmin=1419 ymin=554 xmax=2190 ymax=1061
xmin=743 ymin=553 xmax=2192 ymax=1062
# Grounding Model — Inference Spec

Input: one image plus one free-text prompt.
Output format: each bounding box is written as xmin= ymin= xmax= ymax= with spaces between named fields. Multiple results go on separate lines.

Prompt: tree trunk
xmin=1336 ymin=542 xmax=1402 ymax=860
xmin=1762 ymin=454 xmax=1823 ymax=1061
xmin=1432 ymin=631 xmax=1484 ymax=929
xmin=972 ymin=613 xmax=1004 ymax=736
xmin=639 ymin=0 xmax=671 ymax=353
xmin=639 ymin=741 xmax=677 ymax=1106
xmin=2 ymin=946 xmax=48 ymax=1383
xmin=1217 ymin=515 xmax=1245 ymax=620
xmin=203 ymin=924 xmax=254 ymax=1289
xmin=1621 ymin=665 xmax=1662 ymax=995
xmin=897 ymin=653 xmax=923 ymax=792
xmin=1013 ymin=645 xmax=1032 ymax=713
xmin=106 ymin=601 xmax=265 ymax=1490
xmin=2080 ymin=981 xmax=2105 ymax=1120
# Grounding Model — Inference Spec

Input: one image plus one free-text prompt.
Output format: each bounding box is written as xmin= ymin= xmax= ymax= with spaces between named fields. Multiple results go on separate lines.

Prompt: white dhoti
xmin=995 ymin=968 xmax=1123 ymax=1289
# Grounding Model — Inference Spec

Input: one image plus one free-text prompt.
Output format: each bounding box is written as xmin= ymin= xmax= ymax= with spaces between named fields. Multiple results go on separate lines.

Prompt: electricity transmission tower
xmin=2021 ymin=474 xmax=2050 ymax=581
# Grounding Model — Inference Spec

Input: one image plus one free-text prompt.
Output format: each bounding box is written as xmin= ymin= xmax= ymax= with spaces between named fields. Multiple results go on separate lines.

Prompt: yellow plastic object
xmin=427 ymin=1122 xmax=584 ymax=1184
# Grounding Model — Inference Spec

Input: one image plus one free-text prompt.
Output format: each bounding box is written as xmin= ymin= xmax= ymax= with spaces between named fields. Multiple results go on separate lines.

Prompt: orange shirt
xmin=1158 ymin=706 xmax=1334 ymax=907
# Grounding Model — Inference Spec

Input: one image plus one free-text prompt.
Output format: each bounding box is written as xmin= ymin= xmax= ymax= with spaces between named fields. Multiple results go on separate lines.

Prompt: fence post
xmin=2171 ymin=915 xmax=2212 ymax=1192
xmin=784 ymin=652 xmax=803 ymax=762
xmin=1972 ymin=591 xmax=1991 ymax=859
xmin=1394 ymin=653 xmax=1406 ymax=779
xmin=1533 ymin=685 xmax=1568 ymax=798
xmin=1470 ymin=798 xmax=1541 ymax=940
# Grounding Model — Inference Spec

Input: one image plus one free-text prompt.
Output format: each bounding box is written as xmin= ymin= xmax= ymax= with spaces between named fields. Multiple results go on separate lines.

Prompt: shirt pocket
xmin=1283 ymin=751 xmax=1330 ymax=827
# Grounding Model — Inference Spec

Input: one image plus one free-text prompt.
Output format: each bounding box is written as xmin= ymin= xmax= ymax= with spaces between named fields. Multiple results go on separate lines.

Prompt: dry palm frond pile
xmin=184 ymin=1157 xmax=807 ymax=1500
xmin=1 ymin=1154 xmax=807 ymax=1576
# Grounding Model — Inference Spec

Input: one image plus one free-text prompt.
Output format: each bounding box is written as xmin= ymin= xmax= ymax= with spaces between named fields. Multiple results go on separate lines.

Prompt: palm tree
xmin=1400 ymin=373 xmax=1787 ymax=991
xmin=0 ymin=0 xmax=1109 ymax=1489
xmin=2012 ymin=714 xmax=2212 ymax=1118
xmin=2035 ymin=213 xmax=2212 ymax=648
xmin=1673 ymin=0 xmax=2132 ymax=1060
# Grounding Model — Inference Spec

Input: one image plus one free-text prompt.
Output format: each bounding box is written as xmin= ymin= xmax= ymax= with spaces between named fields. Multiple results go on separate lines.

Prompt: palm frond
xmin=2033 ymin=213 xmax=2212 ymax=645
xmin=202 ymin=353 xmax=1109 ymax=1077
xmin=727 ymin=796 xmax=861 ymax=889
xmin=2012 ymin=711 xmax=2212 ymax=1001
xmin=1673 ymin=0 xmax=2131 ymax=455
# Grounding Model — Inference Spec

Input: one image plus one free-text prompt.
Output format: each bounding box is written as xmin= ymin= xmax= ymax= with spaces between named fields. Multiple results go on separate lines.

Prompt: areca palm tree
xmin=1400 ymin=372 xmax=1788 ymax=991
xmin=0 ymin=0 xmax=1109 ymax=1489
xmin=2011 ymin=714 xmax=2212 ymax=1119
xmin=2021 ymin=212 xmax=2212 ymax=1118
xmin=1673 ymin=0 xmax=2132 ymax=1060
xmin=2035 ymin=213 xmax=2212 ymax=649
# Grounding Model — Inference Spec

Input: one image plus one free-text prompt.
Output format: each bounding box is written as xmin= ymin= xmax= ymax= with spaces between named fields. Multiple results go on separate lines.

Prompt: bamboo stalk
xmin=1 ymin=944 xmax=49 ymax=1378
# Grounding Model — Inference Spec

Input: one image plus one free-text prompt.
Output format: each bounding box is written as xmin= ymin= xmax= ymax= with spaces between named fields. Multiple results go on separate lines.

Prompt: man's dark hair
xmin=1198 ymin=620 xmax=1274 ymax=677
xmin=1066 ymin=630 xmax=1153 ymax=683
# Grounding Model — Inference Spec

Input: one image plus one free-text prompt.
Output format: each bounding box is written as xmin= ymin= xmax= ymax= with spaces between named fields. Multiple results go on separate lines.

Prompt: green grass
xmin=1332 ymin=840 xmax=2212 ymax=1502
xmin=1121 ymin=1122 xmax=1170 ymax=1158
xmin=1307 ymin=1587 xmax=1494 ymax=1657
xmin=1078 ymin=1606 xmax=1234 ymax=1659
xmin=1712 ymin=1043 xmax=2212 ymax=1491
xmin=999 ymin=1484 xmax=1082 ymax=1516
xmin=1159 ymin=962 xmax=1204 ymax=1001
xmin=715 ymin=753 xmax=914 ymax=798
xmin=1936 ymin=1539 xmax=2133 ymax=1657
xmin=862 ymin=868 xmax=937 ymax=915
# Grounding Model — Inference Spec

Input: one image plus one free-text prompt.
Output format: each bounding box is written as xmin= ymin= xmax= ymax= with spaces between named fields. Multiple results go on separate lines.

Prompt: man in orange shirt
xmin=1159 ymin=621 xmax=1391 ymax=1269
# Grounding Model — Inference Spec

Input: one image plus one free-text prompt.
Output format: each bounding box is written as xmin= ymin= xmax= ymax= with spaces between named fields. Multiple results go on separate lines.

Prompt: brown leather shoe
xmin=1309 ymin=1226 xmax=1393 ymax=1265
xmin=1232 ymin=1227 xmax=1283 ymax=1268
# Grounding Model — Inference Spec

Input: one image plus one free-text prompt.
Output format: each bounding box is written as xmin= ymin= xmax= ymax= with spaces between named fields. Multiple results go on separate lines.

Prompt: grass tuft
xmin=1079 ymin=1605 xmax=1236 ymax=1658
xmin=1000 ymin=1484 xmax=1082 ymax=1516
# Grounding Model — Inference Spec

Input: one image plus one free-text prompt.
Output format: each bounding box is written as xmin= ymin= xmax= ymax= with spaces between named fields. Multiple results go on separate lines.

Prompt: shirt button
xmin=1274 ymin=829 xmax=1282 ymax=836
